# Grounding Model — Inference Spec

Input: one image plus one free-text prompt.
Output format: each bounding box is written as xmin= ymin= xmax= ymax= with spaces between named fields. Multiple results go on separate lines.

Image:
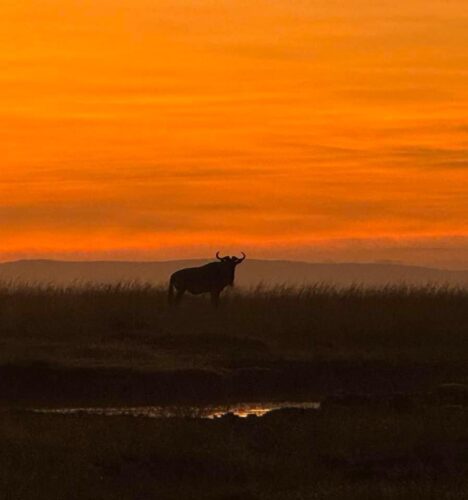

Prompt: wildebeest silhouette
xmin=168 ymin=252 xmax=246 ymax=307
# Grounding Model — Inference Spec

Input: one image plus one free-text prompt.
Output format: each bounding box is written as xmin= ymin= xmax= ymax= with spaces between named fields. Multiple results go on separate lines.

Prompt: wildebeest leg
xmin=174 ymin=289 xmax=185 ymax=306
xmin=210 ymin=291 xmax=220 ymax=308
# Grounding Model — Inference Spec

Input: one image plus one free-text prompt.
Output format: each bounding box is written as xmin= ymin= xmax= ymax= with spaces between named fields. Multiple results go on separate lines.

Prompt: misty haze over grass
xmin=1 ymin=259 xmax=468 ymax=288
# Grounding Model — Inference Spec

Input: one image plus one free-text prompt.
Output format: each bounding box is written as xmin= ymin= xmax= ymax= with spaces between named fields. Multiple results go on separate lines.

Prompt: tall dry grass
xmin=0 ymin=282 xmax=466 ymax=365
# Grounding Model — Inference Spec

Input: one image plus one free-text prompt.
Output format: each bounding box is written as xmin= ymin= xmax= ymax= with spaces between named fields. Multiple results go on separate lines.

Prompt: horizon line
xmin=1 ymin=257 xmax=467 ymax=273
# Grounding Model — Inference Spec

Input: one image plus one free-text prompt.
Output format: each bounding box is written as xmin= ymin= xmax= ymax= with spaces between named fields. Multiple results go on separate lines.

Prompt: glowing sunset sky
xmin=1 ymin=0 xmax=468 ymax=266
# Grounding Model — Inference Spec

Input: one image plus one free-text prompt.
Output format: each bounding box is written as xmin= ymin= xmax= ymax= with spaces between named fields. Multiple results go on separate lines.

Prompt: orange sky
xmin=1 ymin=0 xmax=468 ymax=267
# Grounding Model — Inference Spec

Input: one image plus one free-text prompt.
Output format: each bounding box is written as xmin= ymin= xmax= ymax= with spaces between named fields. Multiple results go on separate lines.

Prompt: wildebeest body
xmin=168 ymin=253 xmax=245 ymax=306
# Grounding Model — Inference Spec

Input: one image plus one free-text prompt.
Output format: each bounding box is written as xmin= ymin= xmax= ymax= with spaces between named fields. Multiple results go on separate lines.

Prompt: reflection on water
xmin=32 ymin=402 xmax=320 ymax=419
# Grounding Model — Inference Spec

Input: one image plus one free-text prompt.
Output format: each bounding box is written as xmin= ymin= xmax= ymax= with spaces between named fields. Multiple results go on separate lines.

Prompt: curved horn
xmin=236 ymin=252 xmax=246 ymax=263
xmin=216 ymin=251 xmax=223 ymax=261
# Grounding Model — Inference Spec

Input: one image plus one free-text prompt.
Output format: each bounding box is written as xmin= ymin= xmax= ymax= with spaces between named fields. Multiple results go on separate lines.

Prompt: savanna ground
xmin=1 ymin=283 xmax=468 ymax=498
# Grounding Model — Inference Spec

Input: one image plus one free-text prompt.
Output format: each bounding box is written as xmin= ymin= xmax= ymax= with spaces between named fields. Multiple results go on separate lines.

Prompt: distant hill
xmin=0 ymin=259 xmax=467 ymax=287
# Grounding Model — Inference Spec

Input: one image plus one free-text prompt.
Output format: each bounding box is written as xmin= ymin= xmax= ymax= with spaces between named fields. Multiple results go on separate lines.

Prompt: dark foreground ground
xmin=2 ymin=405 xmax=468 ymax=500
xmin=1 ymin=283 xmax=468 ymax=498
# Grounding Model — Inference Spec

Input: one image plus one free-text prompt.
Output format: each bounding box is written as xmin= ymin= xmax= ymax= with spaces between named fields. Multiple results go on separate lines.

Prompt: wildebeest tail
xmin=168 ymin=276 xmax=175 ymax=306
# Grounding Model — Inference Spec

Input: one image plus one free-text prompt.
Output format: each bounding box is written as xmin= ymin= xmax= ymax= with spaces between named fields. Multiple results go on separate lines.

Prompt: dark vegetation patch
xmin=1 ymin=360 xmax=465 ymax=407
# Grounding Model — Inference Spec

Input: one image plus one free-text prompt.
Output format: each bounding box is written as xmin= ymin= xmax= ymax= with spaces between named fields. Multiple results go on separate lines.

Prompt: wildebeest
xmin=168 ymin=252 xmax=246 ymax=307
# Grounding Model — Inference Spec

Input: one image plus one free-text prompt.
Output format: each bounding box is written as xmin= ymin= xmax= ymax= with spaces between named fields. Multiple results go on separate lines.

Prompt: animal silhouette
xmin=168 ymin=252 xmax=246 ymax=307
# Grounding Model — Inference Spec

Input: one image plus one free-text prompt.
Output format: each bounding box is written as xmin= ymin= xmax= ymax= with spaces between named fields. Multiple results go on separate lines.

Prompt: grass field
xmin=1 ymin=282 xmax=467 ymax=364
xmin=1 ymin=283 xmax=468 ymax=498
xmin=0 ymin=282 xmax=467 ymax=405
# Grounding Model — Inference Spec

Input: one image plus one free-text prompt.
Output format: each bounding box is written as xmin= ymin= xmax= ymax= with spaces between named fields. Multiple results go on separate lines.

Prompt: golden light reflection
xmin=32 ymin=402 xmax=321 ymax=418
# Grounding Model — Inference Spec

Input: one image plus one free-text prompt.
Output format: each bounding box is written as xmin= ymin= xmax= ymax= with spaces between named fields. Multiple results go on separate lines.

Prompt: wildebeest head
xmin=216 ymin=251 xmax=246 ymax=286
